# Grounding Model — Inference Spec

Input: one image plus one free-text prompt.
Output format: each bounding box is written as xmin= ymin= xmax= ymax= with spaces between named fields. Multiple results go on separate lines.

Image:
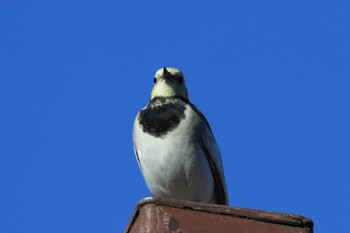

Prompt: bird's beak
xmin=161 ymin=67 xmax=171 ymax=81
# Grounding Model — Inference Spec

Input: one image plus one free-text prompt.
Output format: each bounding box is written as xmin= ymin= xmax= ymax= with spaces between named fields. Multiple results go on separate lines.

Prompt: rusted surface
xmin=125 ymin=197 xmax=313 ymax=233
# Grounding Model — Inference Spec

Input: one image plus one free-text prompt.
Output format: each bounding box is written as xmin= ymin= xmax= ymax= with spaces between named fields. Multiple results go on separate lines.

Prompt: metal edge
xmin=124 ymin=202 xmax=141 ymax=233
xmin=135 ymin=197 xmax=313 ymax=229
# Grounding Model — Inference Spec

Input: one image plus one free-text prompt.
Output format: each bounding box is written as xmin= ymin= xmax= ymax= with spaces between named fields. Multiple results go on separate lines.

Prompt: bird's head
xmin=151 ymin=67 xmax=188 ymax=100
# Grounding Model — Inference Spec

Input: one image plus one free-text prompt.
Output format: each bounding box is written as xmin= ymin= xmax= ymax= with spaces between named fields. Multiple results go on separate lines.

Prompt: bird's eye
xmin=178 ymin=76 xmax=184 ymax=84
xmin=153 ymin=78 xmax=157 ymax=84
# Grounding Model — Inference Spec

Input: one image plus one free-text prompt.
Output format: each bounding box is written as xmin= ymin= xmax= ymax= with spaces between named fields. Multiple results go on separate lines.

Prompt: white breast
xmin=132 ymin=104 xmax=216 ymax=203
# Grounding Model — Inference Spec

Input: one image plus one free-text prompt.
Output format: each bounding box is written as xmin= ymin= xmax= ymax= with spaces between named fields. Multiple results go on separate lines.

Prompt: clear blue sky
xmin=1 ymin=1 xmax=349 ymax=232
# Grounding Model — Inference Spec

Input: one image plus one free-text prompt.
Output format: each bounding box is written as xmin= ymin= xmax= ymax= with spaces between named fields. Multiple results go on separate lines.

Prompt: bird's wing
xmin=133 ymin=147 xmax=142 ymax=173
xmin=190 ymin=103 xmax=229 ymax=205
xmin=132 ymin=112 xmax=143 ymax=174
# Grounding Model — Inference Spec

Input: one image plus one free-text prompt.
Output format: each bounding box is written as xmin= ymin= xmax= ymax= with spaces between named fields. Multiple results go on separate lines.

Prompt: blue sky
xmin=1 ymin=1 xmax=349 ymax=232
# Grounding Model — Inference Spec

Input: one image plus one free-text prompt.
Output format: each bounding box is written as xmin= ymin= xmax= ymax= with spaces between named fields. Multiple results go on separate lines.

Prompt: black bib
xmin=138 ymin=97 xmax=187 ymax=137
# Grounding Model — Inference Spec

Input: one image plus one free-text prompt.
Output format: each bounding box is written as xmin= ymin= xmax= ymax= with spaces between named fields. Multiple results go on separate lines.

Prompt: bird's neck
xmin=149 ymin=95 xmax=189 ymax=107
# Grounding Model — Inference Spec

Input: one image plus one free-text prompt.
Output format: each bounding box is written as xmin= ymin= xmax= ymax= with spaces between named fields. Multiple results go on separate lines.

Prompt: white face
xmin=151 ymin=67 xmax=188 ymax=100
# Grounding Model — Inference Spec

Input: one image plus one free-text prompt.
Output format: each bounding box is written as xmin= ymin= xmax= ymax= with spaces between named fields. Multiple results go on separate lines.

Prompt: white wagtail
xmin=132 ymin=67 xmax=228 ymax=205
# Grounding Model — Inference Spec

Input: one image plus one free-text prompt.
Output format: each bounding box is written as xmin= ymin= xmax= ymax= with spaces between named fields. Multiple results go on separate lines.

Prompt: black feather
xmin=138 ymin=97 xmax=186 ymax=137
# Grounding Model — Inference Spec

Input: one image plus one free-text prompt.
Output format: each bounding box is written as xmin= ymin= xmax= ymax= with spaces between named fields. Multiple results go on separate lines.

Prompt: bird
xmin=132 ymin=67 xmax=228 ymax=205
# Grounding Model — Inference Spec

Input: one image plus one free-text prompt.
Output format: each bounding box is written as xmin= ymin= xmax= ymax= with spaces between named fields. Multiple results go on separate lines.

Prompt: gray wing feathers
xmin=132 ymin=112 xmax=143 ymax=174
xmin=200 ymin=131 xmax=228 ymax=205
xmin=191 ymin=103 xmax=228 ymax=205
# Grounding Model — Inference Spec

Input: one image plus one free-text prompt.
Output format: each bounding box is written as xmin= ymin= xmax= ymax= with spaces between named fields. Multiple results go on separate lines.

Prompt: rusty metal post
xmin=125 ymin=197 xmax=313 ymax=233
